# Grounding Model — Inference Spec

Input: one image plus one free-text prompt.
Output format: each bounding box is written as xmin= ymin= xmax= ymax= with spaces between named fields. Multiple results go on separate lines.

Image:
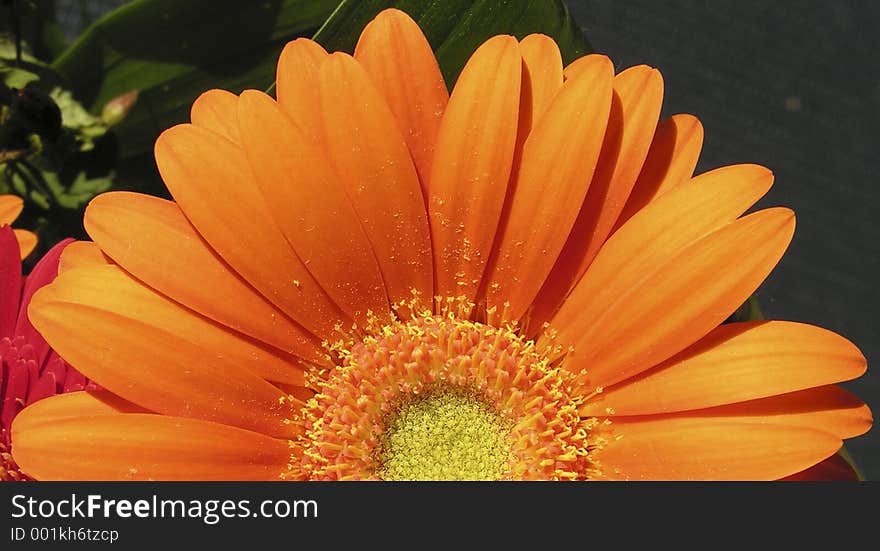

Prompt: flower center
xmin=378 ymin=387 xmax=513 ymax=481
xmin=290 ymin=302 xmax=602 ymax=480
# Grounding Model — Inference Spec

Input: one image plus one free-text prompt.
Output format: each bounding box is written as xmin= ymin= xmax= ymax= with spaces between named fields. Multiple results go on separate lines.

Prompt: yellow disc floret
xmin=379 ymin=386 xmax=513 ymax=480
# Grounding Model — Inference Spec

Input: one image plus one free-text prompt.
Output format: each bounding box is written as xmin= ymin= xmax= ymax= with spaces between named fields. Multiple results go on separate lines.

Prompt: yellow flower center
xmin=289 ymin=300 xmax=603 ymax=480
xmin=378 ymin=387 xmax=513 ymax=481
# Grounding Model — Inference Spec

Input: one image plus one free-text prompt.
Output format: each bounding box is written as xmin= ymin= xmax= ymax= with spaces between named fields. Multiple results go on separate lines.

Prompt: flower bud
xmin=100 ymin=90 xmax=139 ymax=126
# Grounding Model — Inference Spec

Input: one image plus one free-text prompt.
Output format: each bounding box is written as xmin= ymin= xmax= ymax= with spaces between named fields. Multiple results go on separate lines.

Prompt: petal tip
xmin=282 ymin=36 xmax=321 ymax=51
xmin=155 ymin=123 xmax=193 ymax=152
xmin=520 ymin=33 xmax=554 ymax=46
xmin=374 ymin=7 xmax=416 ymax=23
xmin=483 ymin=33 xmax=520 ymax=51
xmin=238 ymin=88 xmax=271 ymax=106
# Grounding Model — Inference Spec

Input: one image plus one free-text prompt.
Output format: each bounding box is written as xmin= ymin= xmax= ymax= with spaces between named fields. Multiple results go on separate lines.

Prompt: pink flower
xmin=1 ymin=228 xmax=92 ymax=480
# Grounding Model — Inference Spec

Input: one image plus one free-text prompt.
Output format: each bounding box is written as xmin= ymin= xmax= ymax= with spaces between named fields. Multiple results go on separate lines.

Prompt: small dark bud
xmin=10 ymin=83 xmax=62 ymax=142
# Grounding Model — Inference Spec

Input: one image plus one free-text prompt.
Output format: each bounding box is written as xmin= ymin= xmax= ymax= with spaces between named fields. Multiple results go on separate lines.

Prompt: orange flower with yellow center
xmin=10 ymin=9 xmax=871 ymax=481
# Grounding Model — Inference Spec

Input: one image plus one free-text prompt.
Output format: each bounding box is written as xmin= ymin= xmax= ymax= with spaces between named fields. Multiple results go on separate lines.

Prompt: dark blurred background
xmin=569 ymin=0 xmax=880 ymax=478
xmin=43 ymin=0 xmax=880 ymax=479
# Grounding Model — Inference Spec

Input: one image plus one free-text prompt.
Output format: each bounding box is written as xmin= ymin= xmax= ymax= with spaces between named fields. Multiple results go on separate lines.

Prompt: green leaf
xmin=0 ymin=38 xmax=65 ymax=89
xmin=837 ymin=445 xmax=865 ymax=481
xmin=13 ymin=165 xmax=114 ymax=210
xmin=1 ymin=64 xmax=40 ymax=89
xmin=51 ymin=0 xmax=339 ymax=159
xmin=725 ymin=295 xmax=765 ymax=324
xmin=311 ymin=0 xmax=591 ymax=88
xmin=49 ymin=87 xmax=108 ymax=151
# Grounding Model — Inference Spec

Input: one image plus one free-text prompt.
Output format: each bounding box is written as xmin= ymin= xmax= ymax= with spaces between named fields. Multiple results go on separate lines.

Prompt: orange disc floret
xmin=295 ymin=305 xmax=605 ymax=480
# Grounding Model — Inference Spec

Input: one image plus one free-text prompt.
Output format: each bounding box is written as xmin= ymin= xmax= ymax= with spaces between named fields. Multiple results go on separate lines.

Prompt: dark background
xmin=568 ymin=0 xmax=879 ymax=478
xmin=59 ymin=0 xmax=880 ymax=478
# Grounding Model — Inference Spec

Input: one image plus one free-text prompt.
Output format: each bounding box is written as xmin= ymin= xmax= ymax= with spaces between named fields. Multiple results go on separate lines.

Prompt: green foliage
xmin=0 ymin=0 xmax=68 ymax=62
xmin=52 ymin=0 xmax=338 ymax=160
xmin=1 ymin=39 xmax=114 ymax=244
xmin=312 ymin=0 xmax=590 ymax=88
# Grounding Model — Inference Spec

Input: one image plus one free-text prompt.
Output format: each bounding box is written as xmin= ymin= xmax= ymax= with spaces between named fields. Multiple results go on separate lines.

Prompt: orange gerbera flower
xmin=11 ymin=9 xmax=871 ymax=480
xmin=0 ymin=195 xmax=37 ymax=259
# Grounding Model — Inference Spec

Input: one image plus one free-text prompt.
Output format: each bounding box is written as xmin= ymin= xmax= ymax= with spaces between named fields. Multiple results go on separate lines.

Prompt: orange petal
xmin=505 ymin=38 xmax=565 ymax=179
xmin=568 ymin=165 xmax=774 ymax=318
xmin=569 ymin=66 xmax=664 ymax=277
xmin=10 ymin=390 xmax=148 ymax=421
xmin=274 ymin=382 xmax=315 ymax=404
xmin=562 ymin=53 xmax=600 ymax=80
xmin=14 ymin=229 xmax=37 ymax=259
xmin=615 ymin=114 xmax=704 ymax=227
xmin=596 ymin=417 xmax=841 ymax=481
xmin=559 ymin=207 xmax=794 ymax=389
xmin=85 ymin=192 xmax=324 ymax=363
xmin=518 ymin=35 xmax=564 ymax=124
xmin=276 ymin=38 xmax=327 ymax=140
xmin=29 ymin=282 xmax=299 ymax=439
xmin=318 ymin=53 xmax=433 ymax=306
xmin=238 ymin=90 xmax=389 ymax=325
xmin=49 ymin=264 xmax=306 ymax=386
xmin=601 ymin=386 xmax=872 ymax=460
xmin=354 ymin=8 xmax=448 ymax=190
xmin=552 ymin=164 xmax=774 ymax=364
xmin=477 ymin=38 xmax=564 ymax=316
xmin=155 ymin=124 xmax=347 ymax=341
xmin=641 ymin=385 xmax=872 ymax=440
xmin=484 ymin=55 xmax=613 ymax=323
xmin=13 ymin=401 xmax=290 ymax=481
xmin=581 ymin=321 xmax=867 ymax=416
xmin=58 ymin=240 xmax=112 ymax=273
xmin=428 ymin=35 xmax=521 ymax=302
xmin=0 ymin=194 xmax=23 ymax=225
xmin=527 ymin=66 xmax=663 ymax=329
xmin=190 ymin=89 xmax=240 ymax=143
